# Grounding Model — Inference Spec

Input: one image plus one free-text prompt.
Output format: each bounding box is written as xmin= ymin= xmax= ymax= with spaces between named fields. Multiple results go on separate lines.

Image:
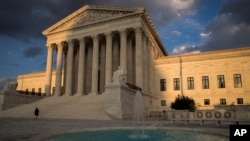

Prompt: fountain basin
xmin=47 ymin=129 xmax=228 ymax=141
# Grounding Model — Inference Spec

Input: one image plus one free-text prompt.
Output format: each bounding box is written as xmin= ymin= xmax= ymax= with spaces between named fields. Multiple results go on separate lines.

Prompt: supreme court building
xmin=16 ymin=5 xmax=250 ymax=111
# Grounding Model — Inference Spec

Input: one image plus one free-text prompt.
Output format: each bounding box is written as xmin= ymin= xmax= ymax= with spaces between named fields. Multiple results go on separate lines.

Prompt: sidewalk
xmin=0 ymin=117 xmax=230 ymax=141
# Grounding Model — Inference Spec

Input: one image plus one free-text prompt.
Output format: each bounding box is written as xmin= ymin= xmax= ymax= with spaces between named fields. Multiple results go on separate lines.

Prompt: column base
xmin=74 ymin=93 xmax=84 ymax=96
xmin=88 ymin=92 xmax=98 ymax=95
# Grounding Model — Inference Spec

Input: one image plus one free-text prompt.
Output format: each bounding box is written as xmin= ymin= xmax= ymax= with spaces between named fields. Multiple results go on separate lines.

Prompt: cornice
xmin=155 ymin=47 xmax=250 ymax=65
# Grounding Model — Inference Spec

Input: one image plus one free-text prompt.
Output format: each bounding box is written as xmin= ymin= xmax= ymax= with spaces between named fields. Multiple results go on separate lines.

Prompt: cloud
xmin=172 ymin=45 xmax=200 ymax=55
xmin=201 ymin=0 xmax=250 ymax=51
xmin=23 ymin=46 xmax=44 ymax=58
xmin=200 ymin=32 xmax=211 ymax=38
xmin=171 ymin=30 xmax=182 ymax=36
xmin=0 ymin=0 xmax=198 ymax=42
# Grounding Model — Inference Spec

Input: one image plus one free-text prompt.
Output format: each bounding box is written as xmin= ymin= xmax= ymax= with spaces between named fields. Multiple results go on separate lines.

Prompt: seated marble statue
xmin=112 ymin=66 xmax=126 ymax=85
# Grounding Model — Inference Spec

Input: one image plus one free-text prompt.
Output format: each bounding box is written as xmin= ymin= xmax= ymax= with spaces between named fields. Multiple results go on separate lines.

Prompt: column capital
xmin=104 ymin=32 xmax=114 ymax=38
xmin=119 ymin=29 xmax=127 ymax=37
xmin=135 ymin=27 xmax=142 ymax=34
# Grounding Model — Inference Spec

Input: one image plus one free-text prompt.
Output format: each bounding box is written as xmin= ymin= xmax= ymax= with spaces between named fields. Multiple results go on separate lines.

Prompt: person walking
xmin=34 ymin=107 xmax=39 ymax=120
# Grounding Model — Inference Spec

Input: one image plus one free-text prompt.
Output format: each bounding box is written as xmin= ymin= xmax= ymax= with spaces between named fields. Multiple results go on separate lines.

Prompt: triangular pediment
xmin=43 ymin=5 xmax=144 ymax=35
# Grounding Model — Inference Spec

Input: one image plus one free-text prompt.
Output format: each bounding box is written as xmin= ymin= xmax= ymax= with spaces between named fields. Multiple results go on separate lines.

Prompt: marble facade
xmin=16 ymin=5 xmax=250 ymax=111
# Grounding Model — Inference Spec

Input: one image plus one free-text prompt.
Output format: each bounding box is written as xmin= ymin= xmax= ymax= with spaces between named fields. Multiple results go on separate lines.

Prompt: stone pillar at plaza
xmin=76 ymin=38 xmax=86 ymax=95
xmin=90 ymin=35 xmax=99 ymax=94
xmin=65 ymin=40 xmax=74 ymax=95
xmin=45 ymin=44 xmax=54 ymax=96
xmin=55 ymin=43 xmax=63 ymax=96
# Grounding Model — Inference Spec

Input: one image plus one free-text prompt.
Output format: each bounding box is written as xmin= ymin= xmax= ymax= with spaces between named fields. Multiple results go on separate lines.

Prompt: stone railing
xmin=149 ymin=109 xmax=250 ymax=125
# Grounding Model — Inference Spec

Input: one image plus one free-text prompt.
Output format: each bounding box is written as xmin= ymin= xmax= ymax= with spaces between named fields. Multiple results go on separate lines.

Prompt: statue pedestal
xmin=104 ymin=83 xmax=136 ymax=119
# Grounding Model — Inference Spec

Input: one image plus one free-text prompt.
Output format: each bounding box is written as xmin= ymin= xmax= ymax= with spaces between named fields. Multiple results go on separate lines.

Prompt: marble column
xmin=45 ymin=44 xmax=54 ymax=96
xmin=65 ymin=40 xmax=74 ymax=95
xmin=91 ymin=35 xmax=99 ymax=94
xmin=120 ymin=29 xmax=127 ymax=71
xmin=143 ymin=35 xmax=149 ymax=93
xmin=76 ymin=38 xmax=86 ymax=95
xmin=135 ymin=27 xmax=143 ymax=90
xmin=55 ymin=42 xmax=63 ymax=96
xmin=105 ymin=32 xmax=112 ymax=85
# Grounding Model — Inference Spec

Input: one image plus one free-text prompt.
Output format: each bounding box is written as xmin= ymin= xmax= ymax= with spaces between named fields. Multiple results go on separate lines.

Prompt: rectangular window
xmin=32 ymin=88 xmax=35 ymax=95
xmin=173 ymin=78 xmax=180 ymax=90
xmin=217 ymin=75 xmax=225 ymax=88
xmin=161 ymin=100 xmax=166 ymax=106
xmin=160 ymin=79 xmax=166 ymax=91
xmin=204 ymin=99 xmax=210 ymax=105
xmin=202 ymin=76 xmax=209 ymax=89
xmin=237 ymin=98 xmax=244 ymax=104
xmin=220 ymin=98 xmax=226 ymax=105
xmin=187 ymin=77 xmax=194 ymax=90
xmin=234 ymin=74 xmax=242 ymax=88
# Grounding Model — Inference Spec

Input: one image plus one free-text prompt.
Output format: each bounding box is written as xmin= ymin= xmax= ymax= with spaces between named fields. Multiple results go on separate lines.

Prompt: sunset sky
xmin=0 ymin=0 xmax=250 ymax=89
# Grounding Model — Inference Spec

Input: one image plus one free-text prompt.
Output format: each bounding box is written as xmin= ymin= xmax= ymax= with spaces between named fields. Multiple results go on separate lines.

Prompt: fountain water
xmin=129 ymin=90 xmax=149 ymax=139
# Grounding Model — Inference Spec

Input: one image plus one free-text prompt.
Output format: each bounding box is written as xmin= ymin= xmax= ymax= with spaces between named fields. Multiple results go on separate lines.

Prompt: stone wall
xmin=0 ymin=90 xmax=44 ymax=110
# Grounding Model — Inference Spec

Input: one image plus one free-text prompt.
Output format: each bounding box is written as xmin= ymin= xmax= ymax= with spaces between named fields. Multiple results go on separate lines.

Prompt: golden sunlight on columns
xmin=90 ymin=35 xmax=99 ymax=94
xmin=55 ymin=42 xmax=63 ymax=96
xmin=76 ymin=38 xmax=86 ymax=95
xmin=120 ymin=29 xmax=127 ymax=71
xmin=45 ymin=44 xmax=54 ymax=96
xmin=65 ymin=40 xmax=74 ymax=96
xmin=135 ymin=27 xmax=143 ymax=90
xmin=105 ymin=32 xmax=112 ymax=85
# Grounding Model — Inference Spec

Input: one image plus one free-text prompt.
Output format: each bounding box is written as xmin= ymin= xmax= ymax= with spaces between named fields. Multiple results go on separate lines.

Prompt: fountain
xmin=129 ymin=90 xmax=149 ymax=139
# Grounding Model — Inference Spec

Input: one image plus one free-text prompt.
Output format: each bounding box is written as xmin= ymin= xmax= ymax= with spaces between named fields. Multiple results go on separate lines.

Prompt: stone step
xmin=0 ymin=95 xmax=111 ymax=120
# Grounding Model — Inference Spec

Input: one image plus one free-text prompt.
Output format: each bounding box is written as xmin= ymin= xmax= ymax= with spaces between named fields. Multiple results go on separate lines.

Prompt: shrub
xmin=170 ymin=95 xmax=196 ymax=111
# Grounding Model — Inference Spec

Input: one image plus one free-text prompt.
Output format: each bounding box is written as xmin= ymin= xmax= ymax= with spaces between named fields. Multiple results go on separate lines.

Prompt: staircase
xmin=0 ymin=95 xmax=111 ymax=120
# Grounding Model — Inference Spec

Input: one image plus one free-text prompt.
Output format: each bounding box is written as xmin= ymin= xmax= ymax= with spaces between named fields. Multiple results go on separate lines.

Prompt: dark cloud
xmin=23 ymin=46 xmax=44 ymax=58
xmin=0 ymin=0 xmax=197 ymax=42
xmin=201 ymin=0 xmax=250 ymax=51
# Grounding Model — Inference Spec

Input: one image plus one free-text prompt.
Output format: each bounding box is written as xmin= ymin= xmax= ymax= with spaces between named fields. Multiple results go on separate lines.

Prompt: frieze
xmin=49 ymin=9 xmax=135 ymax=34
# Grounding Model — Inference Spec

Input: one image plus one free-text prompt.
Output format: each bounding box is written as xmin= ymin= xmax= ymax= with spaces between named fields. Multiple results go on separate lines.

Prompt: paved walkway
xmin=0 ymin=117 xmax=231 ymax=141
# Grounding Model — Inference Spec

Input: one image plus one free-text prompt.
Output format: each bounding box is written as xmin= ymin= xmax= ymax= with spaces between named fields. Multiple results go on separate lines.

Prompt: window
xmin=32 ymin=88 xmax=35 ymax=95
xmin=161 ymin=100 xmax=166 ymax=106
xmin=217 ymin=75 xmax=225 ymax=88
xmin=25 ymin=89 xmax=28 ymax=94
xmin=202 ymin=76 xmax=209 ymax=89
xmin=52 ymin=87 xmax=55 ymax=95
xmin=220 ymin=98 xmax=226 ymax=105
xmin=38 ymin=88 xmax=42 ymax=96
xmin=237 ymin=98 xmax=243 ymax=104
xmin=187 ymin=77 xmax=194 ymax=90
xmin=204 ymin=99 xmax=210 ymax=105
xmin=173 ymin=78 xmax=180 ymax=90
xmin=160 ymin=79 xmax=166 ymax=91
xmin=234 ymin=74 xmax=242 ymax=88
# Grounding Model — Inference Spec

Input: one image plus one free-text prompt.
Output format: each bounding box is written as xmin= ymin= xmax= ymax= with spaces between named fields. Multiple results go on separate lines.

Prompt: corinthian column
xmin=90 ymin=35 xmax=99 ymax=94
xmin=55 ymin=42 xmax=63 ymax=96
xmin=135 ymin=27 xmax=143 ymax=90
xmin=76 ymin=38 xmax=86 ymax=95
xmin=105 ymin=32 xmax=112 ymax=85
xmin=65 ymin=40 xmax=74 ymax=96
xmin=120 ymin=29 xmax=127 ymax=71
xmin=45 ymin=44 xmax=54 ymax=96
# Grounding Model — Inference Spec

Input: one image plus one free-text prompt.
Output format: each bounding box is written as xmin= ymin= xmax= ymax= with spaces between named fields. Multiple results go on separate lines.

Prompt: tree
xmin=170 ymin=95 xmax=196 ymax=111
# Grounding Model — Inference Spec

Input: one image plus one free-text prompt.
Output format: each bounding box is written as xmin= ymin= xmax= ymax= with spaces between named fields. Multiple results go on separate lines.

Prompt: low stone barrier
xmin=149 ymin=109 xmax=250 ymax=125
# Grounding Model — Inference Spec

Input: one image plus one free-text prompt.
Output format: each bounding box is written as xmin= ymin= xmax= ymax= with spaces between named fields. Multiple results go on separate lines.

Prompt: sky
xmin=1 ymin=0 xmax=250 ymax=89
